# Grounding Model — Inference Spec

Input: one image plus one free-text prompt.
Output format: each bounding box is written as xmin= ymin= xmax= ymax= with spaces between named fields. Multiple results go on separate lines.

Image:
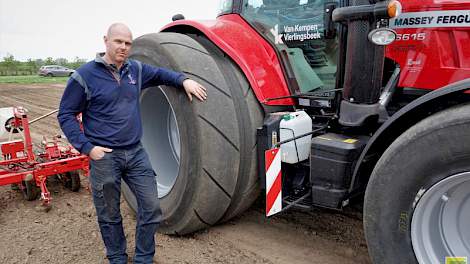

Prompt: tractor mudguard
xmin=161 ymin=14 xmax=294 ymax=106
xmin=350 ymin=78 xmax=470 ymax=193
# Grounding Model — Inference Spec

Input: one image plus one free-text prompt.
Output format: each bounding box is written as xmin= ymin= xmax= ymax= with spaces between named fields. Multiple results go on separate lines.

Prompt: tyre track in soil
xmin=0 ymin=83 xmax=371 ymax=264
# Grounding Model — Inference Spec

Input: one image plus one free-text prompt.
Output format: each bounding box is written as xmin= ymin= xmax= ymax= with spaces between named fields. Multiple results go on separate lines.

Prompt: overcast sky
xmin=0 ymin=0 xmax=220 ymax=61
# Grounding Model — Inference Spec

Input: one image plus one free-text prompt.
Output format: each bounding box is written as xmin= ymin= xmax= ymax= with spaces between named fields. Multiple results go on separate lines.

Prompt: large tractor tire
xmin=122 ymin=32 xmax=263 ymax=234
xmin=364 ymin=104 xmax=470 ymax=263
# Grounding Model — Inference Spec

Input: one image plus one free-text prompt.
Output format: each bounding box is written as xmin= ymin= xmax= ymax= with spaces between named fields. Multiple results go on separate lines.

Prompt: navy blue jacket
xmin=58 ymin=57 xmax=186 ymax=154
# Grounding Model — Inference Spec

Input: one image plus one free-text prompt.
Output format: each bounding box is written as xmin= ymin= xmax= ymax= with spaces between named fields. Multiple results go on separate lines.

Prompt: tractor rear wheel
xmin=365 ymin=104 xmax=470 ymax=263
xmin=122 ymin=32 xmax=263 ymax=234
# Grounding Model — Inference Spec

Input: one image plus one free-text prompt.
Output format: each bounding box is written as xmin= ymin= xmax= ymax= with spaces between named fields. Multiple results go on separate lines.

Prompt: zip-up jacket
xmin=57 ymin=55 xmax=187 ymax=154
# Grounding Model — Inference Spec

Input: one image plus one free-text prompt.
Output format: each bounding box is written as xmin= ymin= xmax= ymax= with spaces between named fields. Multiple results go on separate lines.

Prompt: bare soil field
xmin=0 ymin=84 xmax=371 ymax=264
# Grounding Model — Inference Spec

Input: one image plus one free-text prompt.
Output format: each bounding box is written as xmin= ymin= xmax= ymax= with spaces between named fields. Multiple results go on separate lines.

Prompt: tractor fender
xmin=350 ymin=78 xmax=470 ymax=193
xmin=160 ymin=14 xmax=294 ymax=106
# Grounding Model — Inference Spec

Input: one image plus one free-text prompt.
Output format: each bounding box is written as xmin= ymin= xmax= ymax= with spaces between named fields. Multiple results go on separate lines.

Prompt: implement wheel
xmin=22 ymin=180 xmax=39 ymax=201
xmin=61 ymin=171 xmax=81 ymax=192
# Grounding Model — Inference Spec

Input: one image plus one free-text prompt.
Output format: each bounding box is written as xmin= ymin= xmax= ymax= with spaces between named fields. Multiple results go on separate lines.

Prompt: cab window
xmin=241 ymin=0 xmax=339 ymax=94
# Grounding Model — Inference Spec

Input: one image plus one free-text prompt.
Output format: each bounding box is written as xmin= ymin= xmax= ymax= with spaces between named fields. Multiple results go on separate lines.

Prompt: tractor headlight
xmin=368 ymin=28 xmax=397 ymax=46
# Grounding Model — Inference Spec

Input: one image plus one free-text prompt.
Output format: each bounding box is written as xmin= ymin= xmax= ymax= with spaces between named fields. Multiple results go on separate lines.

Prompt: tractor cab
xmin=219 ymin=0 xmax=340 ymax=100
xmin=219 ymin=0 xmax=404 ymax=127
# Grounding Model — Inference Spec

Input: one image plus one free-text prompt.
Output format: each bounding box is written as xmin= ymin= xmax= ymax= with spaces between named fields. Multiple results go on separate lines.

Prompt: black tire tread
xmin=186 ymin=34 xmax=264 ymax=222
xmin=198 ymin=114 xmax=239 ymax=151
xmin=158 ymin=42 xmax=211 ymax=56
xmin=193 ymin=209 xmax=211 ymax=226
xmin=203 ymin=168 xmax=232 ymax=199
xmin=183 ymin=71 xmax=232 ymax=99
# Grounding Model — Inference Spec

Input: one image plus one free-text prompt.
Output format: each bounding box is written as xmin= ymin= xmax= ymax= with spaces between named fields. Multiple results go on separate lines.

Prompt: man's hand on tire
xmin=89 ymin=146 xmax=113 ymax=161
xmin=183 ymin=79 xmax=207 ymax=102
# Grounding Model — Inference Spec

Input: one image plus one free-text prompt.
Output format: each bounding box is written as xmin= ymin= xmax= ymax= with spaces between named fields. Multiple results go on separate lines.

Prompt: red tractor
xmin=121 ymin=1 xmax=470 ymax=263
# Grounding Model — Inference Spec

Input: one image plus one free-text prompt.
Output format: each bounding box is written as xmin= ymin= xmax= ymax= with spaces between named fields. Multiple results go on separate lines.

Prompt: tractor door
xmin=240 ymin=0 xmax=340 ymax=96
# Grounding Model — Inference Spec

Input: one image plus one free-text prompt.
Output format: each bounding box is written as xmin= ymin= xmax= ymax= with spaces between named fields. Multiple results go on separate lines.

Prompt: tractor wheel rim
xmin=411 ymin=172 xmax=470 ymax=264
xmin=168 ymin=105 xmax=180 ymax=162
xmin=140 ymin=87 xmax=180 ymax=198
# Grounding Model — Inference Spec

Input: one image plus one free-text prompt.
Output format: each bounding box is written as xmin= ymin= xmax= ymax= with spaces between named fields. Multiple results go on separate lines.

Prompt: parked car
xmin=38 ymin=65 xmax=75 ymax=77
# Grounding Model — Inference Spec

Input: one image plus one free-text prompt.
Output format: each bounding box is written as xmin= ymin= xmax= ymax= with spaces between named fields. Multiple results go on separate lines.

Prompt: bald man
xmin=58 ymin=23 xmax=207 ymax=264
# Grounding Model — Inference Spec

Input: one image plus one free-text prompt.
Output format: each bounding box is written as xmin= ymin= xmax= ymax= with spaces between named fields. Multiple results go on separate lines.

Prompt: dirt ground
xmin=0 ymin=84 xmax=371 ymax=264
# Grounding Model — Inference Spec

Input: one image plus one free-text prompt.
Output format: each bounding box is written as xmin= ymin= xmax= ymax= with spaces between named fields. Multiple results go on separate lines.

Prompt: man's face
xmin=104 ymin=29 xmax=132 ymax=65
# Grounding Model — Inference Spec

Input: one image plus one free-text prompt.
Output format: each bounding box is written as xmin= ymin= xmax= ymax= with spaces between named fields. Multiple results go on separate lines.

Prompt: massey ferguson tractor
xmin=120 ymin=0 xmax=470 ymax=263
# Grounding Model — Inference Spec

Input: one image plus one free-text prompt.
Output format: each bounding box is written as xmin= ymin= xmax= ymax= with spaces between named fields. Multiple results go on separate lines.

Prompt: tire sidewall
xmin=128 ymin=35 xmax=202 ymax=233
xmin=149 ymin=85 xmax=201 ymax=232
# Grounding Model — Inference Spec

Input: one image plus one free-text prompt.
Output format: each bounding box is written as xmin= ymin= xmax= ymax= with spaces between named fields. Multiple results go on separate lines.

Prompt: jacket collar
xmin=95 ymin=52 xmax=130 ymax=73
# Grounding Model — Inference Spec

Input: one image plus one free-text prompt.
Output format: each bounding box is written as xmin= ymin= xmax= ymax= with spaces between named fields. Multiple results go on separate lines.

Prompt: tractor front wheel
xmin=365 ymin=104 xmax=470 ymax=264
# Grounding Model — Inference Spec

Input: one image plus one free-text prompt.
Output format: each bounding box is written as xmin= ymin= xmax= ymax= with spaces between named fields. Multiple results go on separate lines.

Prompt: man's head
xmin=103 ymin=23 xmax=133 ymax=67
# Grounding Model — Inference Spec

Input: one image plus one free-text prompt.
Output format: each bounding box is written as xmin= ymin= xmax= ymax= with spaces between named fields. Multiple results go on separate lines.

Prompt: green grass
xmin=0 ymin=75 xmax=69 ymax=84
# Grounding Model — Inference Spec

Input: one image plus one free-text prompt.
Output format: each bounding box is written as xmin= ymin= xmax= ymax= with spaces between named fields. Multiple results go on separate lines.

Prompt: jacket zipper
xmin=107 ymin=68 xmax=121 ymax=85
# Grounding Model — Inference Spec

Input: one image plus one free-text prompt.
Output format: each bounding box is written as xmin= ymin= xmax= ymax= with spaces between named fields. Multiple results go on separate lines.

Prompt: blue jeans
xmin=89 ymin=143 xmax=162 ymax=264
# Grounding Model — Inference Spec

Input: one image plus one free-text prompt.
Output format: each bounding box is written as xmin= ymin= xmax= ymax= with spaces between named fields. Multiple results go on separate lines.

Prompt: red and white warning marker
xmin=265 ymin=148 xmax=282 ymax=217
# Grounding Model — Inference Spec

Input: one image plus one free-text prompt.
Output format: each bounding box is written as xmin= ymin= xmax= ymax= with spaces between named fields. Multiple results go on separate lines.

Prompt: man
xmin=57 ymin=23 xmax=207 ymax=264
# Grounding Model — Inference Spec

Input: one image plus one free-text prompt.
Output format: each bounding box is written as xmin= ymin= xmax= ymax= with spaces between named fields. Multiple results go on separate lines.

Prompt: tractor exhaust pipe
xmin=333 ymin=0 xmax=401 ymax=127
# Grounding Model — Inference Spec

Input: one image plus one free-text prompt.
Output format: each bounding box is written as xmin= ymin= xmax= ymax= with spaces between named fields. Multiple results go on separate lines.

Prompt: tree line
xmin=0 ymin=54 xmax=87 ymax=76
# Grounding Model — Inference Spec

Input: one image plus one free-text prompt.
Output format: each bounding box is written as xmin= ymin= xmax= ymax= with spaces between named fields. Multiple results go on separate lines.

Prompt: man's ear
xmin=103 ymin=35 xmax=108 ymax=44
